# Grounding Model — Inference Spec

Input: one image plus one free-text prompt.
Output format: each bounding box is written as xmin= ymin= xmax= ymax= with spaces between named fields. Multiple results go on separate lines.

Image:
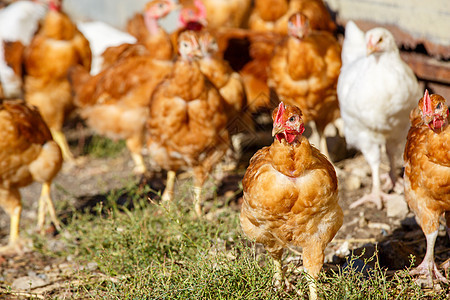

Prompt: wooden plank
xmin=400 ymin=52 xmax=450 ymax=85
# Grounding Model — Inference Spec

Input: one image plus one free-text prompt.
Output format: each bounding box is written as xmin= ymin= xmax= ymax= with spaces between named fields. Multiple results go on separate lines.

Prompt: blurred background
xmin=63 ymin=0 xmax=450 ymax=99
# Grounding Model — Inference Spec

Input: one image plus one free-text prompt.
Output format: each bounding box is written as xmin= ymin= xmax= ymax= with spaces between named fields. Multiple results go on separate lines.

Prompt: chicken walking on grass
xmin=404 ymin=90 xmax=450 ymax=286
xmin=147 ymin=30 xmax=229 ymax=217
xmin=337 ymin=22 xmax=421 ymax=209
xmin=240 ymin=102 xmax=343 ymax=300
xmin=0 ymin=99 xmax=62 ymax=255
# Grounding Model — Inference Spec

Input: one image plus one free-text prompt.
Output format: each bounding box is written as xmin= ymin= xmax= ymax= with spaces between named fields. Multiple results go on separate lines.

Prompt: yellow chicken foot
xmin=193 ymin=186 xmax=202 ymax=217
xmin=0 ymin=206 xmax=22 ymax=255
xmin=37 ymin=185 xmax=47 ymax=234
xmin=37 ymin=182 xmax=61 ymax=233
xmin=130 ymin=152 xmax=147 ymax=175
xmin=306 ymin=274 xmax=318 ymax=300
xmin=51 ymin=129 xmax=74 ymax=162
xmin=273 ymin=256 xmax=284 ymax=288
xmin=319 ymin=130 xmax=330 ymax=160
xmin=8 ymin=206 xmax=21 ymax=246
xmin=161 ymin=170 xmax=176 ymax=203
xmin=44 ymin=182 xmax=61 ymax=231
xmin=410 ymin=230 xmax=449 ymax=285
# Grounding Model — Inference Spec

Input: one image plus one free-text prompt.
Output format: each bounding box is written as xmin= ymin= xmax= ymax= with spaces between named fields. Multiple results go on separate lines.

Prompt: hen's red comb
xmin=49 ymin=0 xmax=61 ymax=11
xmin=423 ymin=89 xmax=432 ymax=115
xmin=275 ymin=102 xmax=285 ymax=124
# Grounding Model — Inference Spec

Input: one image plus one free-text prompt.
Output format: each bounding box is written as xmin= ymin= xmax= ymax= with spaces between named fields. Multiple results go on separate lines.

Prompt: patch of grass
xmin=83 ymin=135 xmax=126 ymax=158
xmin=33 ymin=180 xmax=449 ymax=299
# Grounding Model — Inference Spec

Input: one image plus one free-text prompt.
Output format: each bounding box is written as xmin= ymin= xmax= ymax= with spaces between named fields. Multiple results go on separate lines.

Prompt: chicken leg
xmin=193 ymin=186 xmax=202 ymax=217
xmin=269 ymin=248 xmax=285 ymax=288
xmin=0 ymin=188 xmax=24 ymax=255
xmin=37 ymin=181 xmax=61 ymax=234
xmin=307 ymin=121 xmax=331 ymax=160
xmin=126 ymin=135 xmax=147 ymax=175
xmin=161 ymin=170 xmax=176 ymax=203
xmin=51 ymin=129 xmax=74 ymax=163
xmin=130 ymin=152 xmax=147 ymax=175
xmin=350 ymin=143 xmax=398 ymax=209
xmin=302 ymin=243 xmax=324 ymax=300
xmin=350 ymin=144 xmax=384 ymax=209
xmin=410 ymin=230 xmax=449 ymax=284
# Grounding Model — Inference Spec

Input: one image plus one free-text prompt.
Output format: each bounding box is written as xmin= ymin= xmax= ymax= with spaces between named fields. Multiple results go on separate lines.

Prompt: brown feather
xmin=268 ymin=30 xmax=341 ymax=131
xmin=241 ymin=104 xmax=342 ymax=279
xmin=404 ymin=94 xmax=450 ymax=235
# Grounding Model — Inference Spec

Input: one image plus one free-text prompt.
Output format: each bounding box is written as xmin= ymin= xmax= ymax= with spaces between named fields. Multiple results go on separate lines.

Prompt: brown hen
xmin=197 ymin=31 xmax=252 ymax=167
xmin=268 ymin=13 xmax=341 ymax=158
xmin=23 ymin=0 xmax=91 ymax=162
xmin=404 ymin=90 xmax=450 ymax=285
xmin=249 ymin=0 xmax=335 ymax=35
xmin=69 ymin=52 xmax=173 ymax=174
xmin=199 ymin=0 xmax=252 ymax=29
xmin=126 ymin=0 xmax=177 ymax=60
xmin=0 ymin=99 xmax=62 ymax=255
xmin=147 ymin=30 xmax=229 ymax=216
xmin=241 ymin=102 xmax=342 ymax=299
xmin=238 ymin=0 xmax=336 ymax=112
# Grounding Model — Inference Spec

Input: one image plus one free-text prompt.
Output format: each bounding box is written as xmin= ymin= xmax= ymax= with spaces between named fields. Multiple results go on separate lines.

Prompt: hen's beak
xmin=272 ymin=124 xmax=284 ymax=137
xmin=367 ymin=43 xmax=376 ymax=55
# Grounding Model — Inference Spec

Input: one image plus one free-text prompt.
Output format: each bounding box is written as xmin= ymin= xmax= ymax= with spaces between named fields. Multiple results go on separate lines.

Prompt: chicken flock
xmin=0 ymin=0 xmax=448 ymax=298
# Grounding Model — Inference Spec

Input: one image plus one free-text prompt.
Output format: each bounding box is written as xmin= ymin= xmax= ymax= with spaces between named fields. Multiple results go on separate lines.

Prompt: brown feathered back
xmin=0 ymin=99 xmax=52 ymax=145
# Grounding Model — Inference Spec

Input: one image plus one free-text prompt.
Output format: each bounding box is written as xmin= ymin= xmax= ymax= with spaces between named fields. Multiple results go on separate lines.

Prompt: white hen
xmin=337 ymin=22 xmax=421 ymax=209
xmin=0 ymin=0 xmax=48 ymax=98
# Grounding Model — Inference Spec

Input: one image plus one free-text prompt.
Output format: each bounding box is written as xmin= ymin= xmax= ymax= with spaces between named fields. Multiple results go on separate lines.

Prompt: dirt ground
xmin=0 ymin=115 xmax=449 ymax=297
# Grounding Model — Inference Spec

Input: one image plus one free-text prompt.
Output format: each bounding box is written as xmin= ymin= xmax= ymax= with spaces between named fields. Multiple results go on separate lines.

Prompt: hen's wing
xmin=1 ymin=99 xmax=52 ymax=145
xmin=77 ymin=21 xmax=136 ymax=75
xmin=202 ymin=0 xmax=252 ymax=28
xmin=100 ymin=43 xmax=150 ymax=71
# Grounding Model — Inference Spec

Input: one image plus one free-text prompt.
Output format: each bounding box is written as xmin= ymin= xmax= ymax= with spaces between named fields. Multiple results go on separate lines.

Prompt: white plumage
xmin=0 ymin=0 xmax=48 ymax=98
xmin=337 ymin=22 xmax=421 ymax=209
xmin=0 ymin=44 xmax=22 ymax=98
xmin=0 ymin=0 xmax=47 ymax=45
xmin=340 ymin=20 xmax=366 ymax=66
xmin=76 ymin=21 xmax=136 ymax=75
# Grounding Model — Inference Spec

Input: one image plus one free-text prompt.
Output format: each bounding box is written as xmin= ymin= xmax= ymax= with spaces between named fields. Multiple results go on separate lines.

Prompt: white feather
xmin=77 ymin=21 xmax=137 ymax=75
xmin=0 ymin=38 xmax=22 ymax=98
xmin=341 ymin=21 xmax=366 ymax=66
xmin=0 ymin=0 xmax=47 ymax=45
xmin=0 ymin=0 xmax=48 ymax=97
xmin=337 ymin=27 xmax=421 ymax=158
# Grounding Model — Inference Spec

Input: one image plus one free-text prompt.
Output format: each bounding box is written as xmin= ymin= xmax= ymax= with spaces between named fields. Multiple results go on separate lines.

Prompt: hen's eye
xmin=289 ymin=116 xmax=296 ymax=122
xmin=436 ymin=103 xmax=442 ymax=110
xmin=378 ymin=37 xmax=383 ymax=43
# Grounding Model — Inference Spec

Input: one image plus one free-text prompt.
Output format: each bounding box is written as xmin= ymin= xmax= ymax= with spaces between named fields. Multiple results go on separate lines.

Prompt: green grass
xmin=83 ymin=135 xmax=126 ymax=158
xmin=29 ymin=181 xmax=449 ymax=299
